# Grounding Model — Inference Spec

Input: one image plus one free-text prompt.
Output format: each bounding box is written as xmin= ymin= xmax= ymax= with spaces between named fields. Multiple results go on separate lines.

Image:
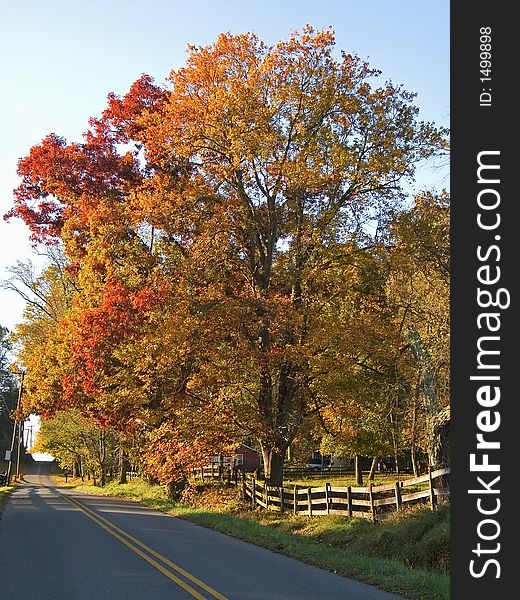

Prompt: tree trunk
xmin=390 ymin=412 xmax=400 ymax=478
xmin=98 ymin=429 xmax=106 ymax=487
xmin=354 ymin=454 xmax=363 ymax=485
xmin=368 ymin=456 xmax=379 ymax=481
xmin=410 ymin=375 xmax=420 ymax=477
xmin=429 ymin=406 xmax=450 ymax=489
xmin=429 ymin=406 xmax=450 ymax=467
xmin=118 ymin=448 xmax=129 ymax=484
xmin=167 ymin=479 xmax=187 ymax=501
xmin=119 ymin=462 xmax=127 ymax=484
xmin=411 ymin=446 xmax=418 ymax=477
xmin=256 ymin=360 xmax=297 ymax=487
xmin=262 ymin=446 xmax=286 ymax=487
xmin=75 ymin=457 xmax=83 ymax=480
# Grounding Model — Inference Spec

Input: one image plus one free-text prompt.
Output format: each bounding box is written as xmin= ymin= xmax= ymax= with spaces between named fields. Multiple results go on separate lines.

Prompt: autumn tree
xmin=385 ymin=191 xmax=450 ymax=470
xmin=32 ymin=409 xmax=120 ymax=485
xmin=136 ymin=28 xmax=446 ymax=484
xmin=310 ymin=242 xmax=405 ymax=483
xmin=6 ymin=27 xmax=448 ymax=486
xmin=313 ymin=192 xmax=449 ymax=479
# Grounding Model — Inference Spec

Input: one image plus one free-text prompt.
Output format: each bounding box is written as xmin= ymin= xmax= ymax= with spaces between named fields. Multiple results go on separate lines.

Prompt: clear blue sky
xmin=0 ymin=0 xmax=449 ymax=331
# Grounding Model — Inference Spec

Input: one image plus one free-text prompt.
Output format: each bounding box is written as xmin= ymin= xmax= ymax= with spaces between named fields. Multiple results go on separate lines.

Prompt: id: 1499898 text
xmin=479 ymin=26 xmax=492 ymax=107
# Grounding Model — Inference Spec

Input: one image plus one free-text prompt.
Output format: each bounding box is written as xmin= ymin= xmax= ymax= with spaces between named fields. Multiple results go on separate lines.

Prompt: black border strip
xmin=451 ymin=2 xmax=514 ymax=597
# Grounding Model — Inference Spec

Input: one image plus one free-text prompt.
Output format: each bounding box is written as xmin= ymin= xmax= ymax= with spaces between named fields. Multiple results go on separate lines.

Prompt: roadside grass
xmin=0 ymin=485 xmax=14 ymax=515
xmin=53 ymin=475 xmax=449 ymax=600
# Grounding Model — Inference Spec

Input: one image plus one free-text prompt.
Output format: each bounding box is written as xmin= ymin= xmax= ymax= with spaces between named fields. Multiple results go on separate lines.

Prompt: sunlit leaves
xmin=5 ymin=27 xmax=449 ymax=484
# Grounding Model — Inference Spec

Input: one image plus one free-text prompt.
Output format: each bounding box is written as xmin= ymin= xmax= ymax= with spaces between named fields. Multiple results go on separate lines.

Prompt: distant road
xmin=0 ymin=460 xmax=405 ymax=600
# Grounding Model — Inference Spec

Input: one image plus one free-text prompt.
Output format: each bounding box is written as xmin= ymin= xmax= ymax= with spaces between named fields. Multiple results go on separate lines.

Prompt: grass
xmin=283 ymin=473 xmax=429 ymax=495
xmin=53 ymin=474 xmax=449 ymax=600
xmin=283 ymin=473 xmax=402 ymax=487
xmin=0 ymin=485 xmax=14 ymax=515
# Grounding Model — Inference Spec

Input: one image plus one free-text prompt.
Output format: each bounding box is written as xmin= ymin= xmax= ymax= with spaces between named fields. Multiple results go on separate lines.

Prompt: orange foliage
xmin=5 ymin=27 xmax=447 ymax=485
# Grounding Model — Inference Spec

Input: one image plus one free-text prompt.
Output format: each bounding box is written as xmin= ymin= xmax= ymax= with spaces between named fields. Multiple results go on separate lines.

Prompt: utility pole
xmin=26 ymin=424 xmax=33 ymax=451
xmin=7 ymin=370 xmax=25 ymax=485
xmin=16 ymin=419 xmax=24 ymax=478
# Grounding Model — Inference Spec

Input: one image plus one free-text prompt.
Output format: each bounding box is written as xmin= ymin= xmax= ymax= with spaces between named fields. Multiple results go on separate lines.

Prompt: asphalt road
xmin=0 ymin=460 xmax=406 ymax=600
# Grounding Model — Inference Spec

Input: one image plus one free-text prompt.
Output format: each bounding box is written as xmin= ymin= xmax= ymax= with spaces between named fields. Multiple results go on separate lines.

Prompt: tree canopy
xmin=5 ymin=27 xmax=449 ymax=486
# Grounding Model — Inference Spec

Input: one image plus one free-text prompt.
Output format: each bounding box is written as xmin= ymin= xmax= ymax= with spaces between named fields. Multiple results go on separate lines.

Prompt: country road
xmin=0 ymin=460 xmax=406 ymax=600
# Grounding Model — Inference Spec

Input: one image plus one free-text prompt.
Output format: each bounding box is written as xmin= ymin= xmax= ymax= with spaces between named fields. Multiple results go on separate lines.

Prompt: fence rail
xmin=192 ymin=465 xmax=450 ymax=520
xmin=192 ymin=464 xmax=242 ymax=485
xmin=282 ymin=466 xmax=409 ymax=479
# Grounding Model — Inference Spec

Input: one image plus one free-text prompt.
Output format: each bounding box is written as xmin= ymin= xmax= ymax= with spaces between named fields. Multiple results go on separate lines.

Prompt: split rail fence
xmin=192 ymin=465 xmax=450 ymax=520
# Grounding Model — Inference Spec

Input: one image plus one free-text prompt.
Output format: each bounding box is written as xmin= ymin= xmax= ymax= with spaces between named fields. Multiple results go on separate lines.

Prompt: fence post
xmin=428 ymin=466 xmax=437 ymax=510
xmin=347 ymin=486 xmax=352 ymax=517
xmin=394 ymin=480 xmax=402 ymax=511
xmin=293 ymin=485 xmax=298 ymax=515
xmin=265 ymin=485 xmax=269 ymax=510
xmin=252 ymin=477 xmax=256 ymax=507
xmin=325 ymin=482 xmax=331 ymax=514
xmin=242 ymin=475 xmax=247 ymax=500
xmin=369 ymin=483 xmax=376 ymax=522
xmin=201 ymin=467 xmax=205 ymax=483
xmin=307 ymin=487 xmax=312 ymax=517
xmin=280 ymin=487 xmax=284 ymax=513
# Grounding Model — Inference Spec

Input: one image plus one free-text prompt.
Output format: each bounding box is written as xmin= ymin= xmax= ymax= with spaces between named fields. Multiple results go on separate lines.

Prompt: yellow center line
xmin=59 ymin=491 xmax=228 ymax=600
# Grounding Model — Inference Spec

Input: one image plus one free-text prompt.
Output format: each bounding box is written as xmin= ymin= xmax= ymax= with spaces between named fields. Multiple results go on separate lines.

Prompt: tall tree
xmin=6 ymin=28 xmax=447 ymax=485
xmin=136 ymin=28 xmax=446 ymax=484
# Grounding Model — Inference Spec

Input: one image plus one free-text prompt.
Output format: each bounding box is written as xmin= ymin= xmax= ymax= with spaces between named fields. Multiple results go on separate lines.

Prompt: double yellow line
xmin=58 ymin=491 xmax=228 ymax=600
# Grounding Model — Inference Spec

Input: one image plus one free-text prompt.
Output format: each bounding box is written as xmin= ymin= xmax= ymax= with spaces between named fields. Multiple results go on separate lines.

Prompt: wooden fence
xmin=192 ymin=464 xmax=242 ymax=485
xmin=192 ymin=465 xmax=450 ymax=521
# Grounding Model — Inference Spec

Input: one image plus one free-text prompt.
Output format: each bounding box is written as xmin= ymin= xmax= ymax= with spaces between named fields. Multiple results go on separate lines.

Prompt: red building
xmin=211 ymin=444 xmax=262 ymax=473
xmin=234 ymin=444 xmax=262 ymax=472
